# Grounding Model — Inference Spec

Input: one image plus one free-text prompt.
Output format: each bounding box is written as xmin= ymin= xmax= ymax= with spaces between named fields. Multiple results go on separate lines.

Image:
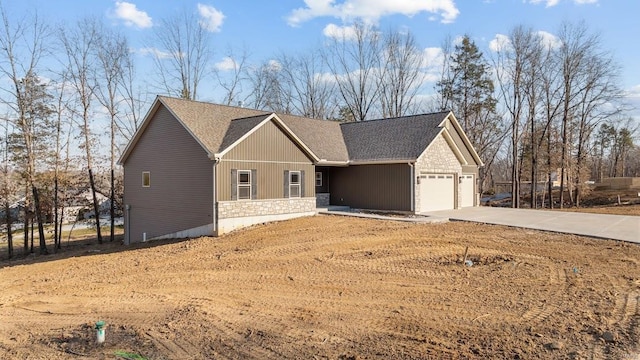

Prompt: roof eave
xmin=348 ymin=159 xmax=415 ymax=165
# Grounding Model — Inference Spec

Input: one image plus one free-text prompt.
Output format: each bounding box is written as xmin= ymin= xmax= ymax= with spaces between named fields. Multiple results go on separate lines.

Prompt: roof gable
xmin=439 ymin=113 xmax=484 ymax=166
xmin=216 ymin=113 xmax=320 ymax=162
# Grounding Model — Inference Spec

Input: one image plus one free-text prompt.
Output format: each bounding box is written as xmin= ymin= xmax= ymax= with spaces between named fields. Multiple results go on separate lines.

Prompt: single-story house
xmin=118 ymin=96 xmax=483 ymax=244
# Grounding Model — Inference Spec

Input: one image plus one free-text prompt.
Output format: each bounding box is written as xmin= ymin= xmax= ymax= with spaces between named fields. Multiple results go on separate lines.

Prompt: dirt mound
xmin=0 ymin=216 xmax=639 ymax=359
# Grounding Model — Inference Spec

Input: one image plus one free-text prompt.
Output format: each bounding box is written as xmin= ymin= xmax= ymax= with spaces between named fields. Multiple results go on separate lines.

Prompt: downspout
xmin=124 ymin=204 xmax=131 ymax=245
xmin=409 ymin=162 xmax=415 ymax=212
xmin=212 ymin=157 xmax=219 ymax=235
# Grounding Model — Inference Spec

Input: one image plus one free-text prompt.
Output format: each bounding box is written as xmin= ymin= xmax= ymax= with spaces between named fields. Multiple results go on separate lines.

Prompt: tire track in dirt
xmin=520 ymin=268 xmax=567 ymax=324
xmin=145 ymin=330 xmax=196 ymax=359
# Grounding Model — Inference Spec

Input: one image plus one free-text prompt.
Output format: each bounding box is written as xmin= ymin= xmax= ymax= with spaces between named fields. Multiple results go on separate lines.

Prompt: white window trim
xmin=289 ymin=170 xmax=301 ymax=198
xmin=237 ymin=170 xmax=252 ymax=200
xmin=315 ymin=171 xmax=322 ymax=187
xmin=142 ymin=171 xmax=150 ymax=187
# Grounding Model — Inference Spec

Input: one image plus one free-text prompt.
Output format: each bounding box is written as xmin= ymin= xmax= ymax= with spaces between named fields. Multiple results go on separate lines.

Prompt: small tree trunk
xmin=5 ymin=202 xmax=13 ymax=259
xmin=32 ymin=186 xmax=48 ymax=255
xmin=58 ymin=205 xmax=65 ymax=250
xmin=23 ymin=209 xmax=29 ymax=254
xmin=546 ymin=130 xmax=554 ymax=209
xmin=53 ymin=176 xmax=59 ymax=252
xmin=88 ymin=168 xmax=103 ymax=244
xmin=110 ymin=168 xmax=115 ymax=242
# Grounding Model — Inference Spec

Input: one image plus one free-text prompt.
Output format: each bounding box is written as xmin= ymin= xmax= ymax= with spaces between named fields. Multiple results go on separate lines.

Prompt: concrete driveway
xmin=423 ymin=207 xmax=639 ymax=244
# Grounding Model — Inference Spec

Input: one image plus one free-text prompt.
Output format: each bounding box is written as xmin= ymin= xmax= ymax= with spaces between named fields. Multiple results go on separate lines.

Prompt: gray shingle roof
xmin=147 ymin=96 xmax=451 ymax=164
xmin=219 ymin=114 xmax=272 ymax=151
xmin=159 ymin=96 xmax=268 ymax=155
xmin=340 ymin=112 xmax=449 ymax=162
xmin=278 ymin=114 xmax=349 ymax=162
xmin=159 ymin=96 xmax=348 ymax=161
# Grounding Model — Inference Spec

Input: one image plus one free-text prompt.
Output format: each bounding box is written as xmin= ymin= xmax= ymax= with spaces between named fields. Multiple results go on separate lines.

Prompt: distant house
xmin=118 ymin=96 xmax=483 ymax=244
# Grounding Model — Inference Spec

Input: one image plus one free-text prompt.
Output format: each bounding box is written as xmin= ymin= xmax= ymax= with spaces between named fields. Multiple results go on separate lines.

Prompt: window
xmin=289 ymin=171 xmax=301 ymax=198
xmin=142 ymin=171 xmax=150 ymax=187
xmin=315 ymin=171 xmax=322 ymax=187
xmin=237 ymin=170 xmax=251 ymax=200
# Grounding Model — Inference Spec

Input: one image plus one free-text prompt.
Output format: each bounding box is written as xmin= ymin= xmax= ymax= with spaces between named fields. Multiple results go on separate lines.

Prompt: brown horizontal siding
xmin=224 ymin=120 xmax=311 ymax=163
xmin=123 ymin=105 xmax=213 ymax=242
xmin=217 ymin=161 xmax=315 ymax=201
xmin=330 ymin=164 xmax=412 ymax=211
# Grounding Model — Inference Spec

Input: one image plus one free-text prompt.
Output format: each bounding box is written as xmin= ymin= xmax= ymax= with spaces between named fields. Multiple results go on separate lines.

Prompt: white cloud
xmin=215 ymin=57 xmax=237 ymax=71
xmin=137 ymin=47 xmax=173 ymax=59
xmin=536 ymin=30 xmax=562 ymax=49
xmin=530 ymin=0 xmax=560 ymax=7
xmin=323 ymin=23 xmax=358 ymax=40
xmin=528 ymin=0 xmax=598 ymax=7
xmin=489 ymin=34 xmax=511 ymax=52
xmin=113 ymin=1 xmax=152 ymax=29
xmin=314 ymin=71 xmax=336 ymax=84
xmin=197 ymin=3 xmax=225 ymax=32
xmin=268 ymin=59 xmax=282 ymax=71
xmin=287 ymin=0 xmax=459 ymax=26
xmin=422 ymin=47 xmax=444 ymax=68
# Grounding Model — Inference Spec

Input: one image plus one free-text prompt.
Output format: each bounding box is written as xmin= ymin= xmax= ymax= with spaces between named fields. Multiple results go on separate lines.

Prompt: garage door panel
xmin=460 ymin=174 xmax=474 ymax=207
xmin=419 ymin=174 xmax=454 ymax=212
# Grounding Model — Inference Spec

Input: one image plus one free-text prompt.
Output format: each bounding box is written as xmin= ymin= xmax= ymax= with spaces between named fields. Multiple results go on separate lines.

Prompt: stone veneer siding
xmin=316 ymin=193 xmax=330 ymax=207
xmin=414 ymin=135 xmax=463 ymax=210
xmin=218 ymin=197 xmax=316 ymax=219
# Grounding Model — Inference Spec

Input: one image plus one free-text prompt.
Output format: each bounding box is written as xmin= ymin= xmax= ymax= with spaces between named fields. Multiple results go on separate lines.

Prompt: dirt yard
xmin=557 ymin=204 xmax=640 ymax=216
xmin=0 ymin=215 xmax=639 ymax=359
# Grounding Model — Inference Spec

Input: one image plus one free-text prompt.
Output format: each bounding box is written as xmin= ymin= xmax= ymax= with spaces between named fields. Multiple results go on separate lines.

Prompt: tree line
xmin=0 ymin=4 xmax=637 ymax=260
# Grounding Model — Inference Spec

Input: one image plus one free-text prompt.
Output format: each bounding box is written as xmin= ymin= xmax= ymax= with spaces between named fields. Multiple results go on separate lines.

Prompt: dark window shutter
xmin=231 ymin=169 xmax=237 ymax=200
xmin=300 ymin=170 xmax=305 ymax=197
xmin=251 ymin=169 xmax=257 ymax=199
xmin=284 ymin=170 xmax=290 ymax=198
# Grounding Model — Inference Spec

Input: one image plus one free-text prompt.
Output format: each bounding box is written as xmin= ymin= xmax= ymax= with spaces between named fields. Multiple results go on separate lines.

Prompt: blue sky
xmin=7 ymin=0 xmax=640 ymax=119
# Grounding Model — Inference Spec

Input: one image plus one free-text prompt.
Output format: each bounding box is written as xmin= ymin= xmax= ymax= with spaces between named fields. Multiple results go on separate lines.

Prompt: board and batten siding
xmin=329 ymin=164 xmax=412 ymax=211
xmin=217 ymin=161 xmax=314 ymax=200
xmin=123 ymin=105 xmax=213 ymax=242
xmin=217 ymin=119 xmax=315 ymax=201
xmin=223 ymin=120 xmax=311 ymax=162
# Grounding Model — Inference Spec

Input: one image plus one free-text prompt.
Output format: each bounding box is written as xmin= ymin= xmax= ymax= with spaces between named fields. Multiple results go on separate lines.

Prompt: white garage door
xmin=420 ymin=174 xmax=455 ymax=212
xmin=460 ymin=174 xmax=475 ymax=207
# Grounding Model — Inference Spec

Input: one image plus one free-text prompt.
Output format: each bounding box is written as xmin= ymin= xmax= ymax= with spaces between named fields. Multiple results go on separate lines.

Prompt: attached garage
xmin=419 ymin=174 xmax=455 ymax=212
xmin=460 ymin=174 xmax=475 ymax=207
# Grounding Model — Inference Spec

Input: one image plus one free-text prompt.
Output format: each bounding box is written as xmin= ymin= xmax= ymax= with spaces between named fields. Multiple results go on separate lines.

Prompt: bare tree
xmin=324 ymin=22 xmax=384 ymax=121
xmin=493 ymin=26 xmax=539 ymax=208
xmin=277 ymin=50 xmax=336 ymax=119
xmin=571 ymin=50 xmax=622 ymax=206
xmin=59 ymin=17 xmax=103 ymax=243
xmin=1 ymin=119 xmax=15 ymax=258
xmin=556 ymin=22 xmax=591 ymax=208
xmin=95 ymin=27 xmax=129 ymax=242
xmin=117 ymin=46 xmax=146 ymax=141
xmin=0 ymin=5 xmax=51 ymax=254
xmin=215 ymin=47 xmax=249 ymax=106
xmin=245 ymin=59 xmax=289 ymax=112
xmin=379 ymin=29 xmax=424 ymax=118
xmin=151 ymin=10 xmax=212 ymax=100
